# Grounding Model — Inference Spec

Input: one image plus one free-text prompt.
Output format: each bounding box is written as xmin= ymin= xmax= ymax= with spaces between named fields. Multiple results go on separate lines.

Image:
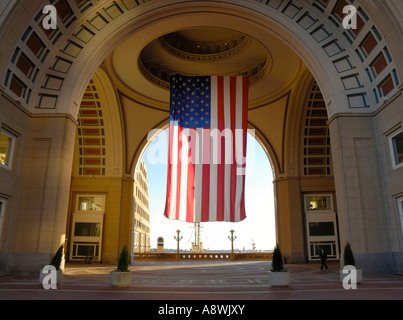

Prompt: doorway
xmin=304 ymin=194 xmax=339 ymax=261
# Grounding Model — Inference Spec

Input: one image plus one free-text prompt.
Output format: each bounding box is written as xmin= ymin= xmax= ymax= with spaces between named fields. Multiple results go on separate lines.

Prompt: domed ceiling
xmin=139 ymin=28 xmax=270 ymax=86
xmin=107 ymin=26 xmax=303 ymax=105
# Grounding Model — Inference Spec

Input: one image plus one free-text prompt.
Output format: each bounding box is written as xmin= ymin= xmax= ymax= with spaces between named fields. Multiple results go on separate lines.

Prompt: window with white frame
xmin=389 ymin=129 xmax=403 ymax=169
xmin=0 ymin=129 xmax=16 ymax=170
xmin=305 ymin=195 xmax=332 ymax=212
xmin=76 ymin=195 xmax=105 ymax=213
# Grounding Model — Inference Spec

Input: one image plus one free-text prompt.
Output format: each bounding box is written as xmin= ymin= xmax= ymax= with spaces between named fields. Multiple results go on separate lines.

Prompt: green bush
xmin=116 ymin=245 xmax=130 ymax=272
xmin=343 ymin=242 xmax=356 ymax=266
xmin=271 ymin=244 xmax=286 ymax=272
xmin=50 ymin=244 xmax=64 ymax=270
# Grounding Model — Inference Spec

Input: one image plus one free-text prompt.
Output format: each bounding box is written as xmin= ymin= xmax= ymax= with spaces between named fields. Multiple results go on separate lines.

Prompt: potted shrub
xmin=110 ymin=245 xmax=132 ymax=287
xmin=269 ymin=244 xmax=290 ymax=287
xmin=39 ymin=244 xmax=64 ymax=285
xmin=340 ymin=242 xmax=362 ymax=284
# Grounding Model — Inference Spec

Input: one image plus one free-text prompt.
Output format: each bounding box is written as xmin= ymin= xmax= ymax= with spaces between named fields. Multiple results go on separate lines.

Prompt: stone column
xmin=328 ymin=114 xmax=392 ymax=273
xmin=273 ymin=177 xmax=306 ymax=264
xmin=10 ymin=114 xmax=77 ymax=274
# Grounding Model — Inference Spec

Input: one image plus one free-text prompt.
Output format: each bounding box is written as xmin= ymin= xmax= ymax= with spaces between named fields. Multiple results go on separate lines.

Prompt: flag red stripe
xmin=230 ymin=76 xmax=237 ymax=222
xmin=216 ymin=76 xmax=225 ymax=221
xmin=186 ymin=130 xmax=195 ymax=222
xmin=175 ymin=126 xmax=182 ymax=221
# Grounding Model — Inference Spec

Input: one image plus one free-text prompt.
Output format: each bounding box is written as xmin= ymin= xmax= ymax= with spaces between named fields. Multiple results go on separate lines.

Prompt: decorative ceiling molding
xmin=0 ymin=0 xmax=399 ymax=117
xmin=159 ymin=32 xmax=252 ymax=62
xmin=138 ymin=53 xmax=271 ymax=89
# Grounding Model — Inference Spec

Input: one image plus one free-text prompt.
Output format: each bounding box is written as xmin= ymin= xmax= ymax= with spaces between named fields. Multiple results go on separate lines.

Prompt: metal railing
xmin=133 ymin=252 xmax=272 ymax=261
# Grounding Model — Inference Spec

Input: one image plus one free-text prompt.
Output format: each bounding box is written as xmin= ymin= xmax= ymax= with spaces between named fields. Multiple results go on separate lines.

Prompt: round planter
xmin=340 ymin=267 xmax=362 ymax=284
xmin=110 ymin=271 xmax=132 ymax=287
xmin=269 ymin=270 xmax=290 ymax=287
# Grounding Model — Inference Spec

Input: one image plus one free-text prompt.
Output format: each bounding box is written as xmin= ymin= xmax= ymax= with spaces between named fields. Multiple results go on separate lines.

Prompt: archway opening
xmin=138 ymin=128 xmax=276 ymax=253
xmin=65 ymin=19 xmax=339 ymax=264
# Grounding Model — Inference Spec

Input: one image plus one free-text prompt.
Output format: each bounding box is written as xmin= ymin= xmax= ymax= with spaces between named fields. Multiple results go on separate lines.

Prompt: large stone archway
xmin=0 ymin=0 xmax=402 ymax=274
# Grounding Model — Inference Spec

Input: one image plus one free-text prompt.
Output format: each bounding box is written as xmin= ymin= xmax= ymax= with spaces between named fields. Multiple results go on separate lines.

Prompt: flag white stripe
xmin=194 ymin=127 xmax=203 ymax=222
xmin=209 ymin=76 xmax=218 ymax=222
xmin=179 ymin=128 xmax=189 ymax=221
xmin=235 ymin=76 xmax=244 ymax=222
xmin=169 ymin=125 xmax=179 ymax=219
xmin=223 ymin=76 xmax=231 ymax=222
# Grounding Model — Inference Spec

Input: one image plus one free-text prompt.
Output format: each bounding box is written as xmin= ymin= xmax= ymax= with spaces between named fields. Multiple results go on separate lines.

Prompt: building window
xmin=302 ymin=82 xmax=332 ymax=176
xmin=389 ymin=129 xmax=403 ymax=169
xmin=74 ymin=222 xmax=101 ymax=237
xmin=0 ymin=129 xmax=16 ymax=170
xmin=305 ymin=195 xmax=332 ymax=212
xmin=309 ymin=222 xmax=335 ymax=236
xmin=76 ymin=195 xmax=105 ymax=212
xmin=0 ymin=198 xmax=6 ymax=239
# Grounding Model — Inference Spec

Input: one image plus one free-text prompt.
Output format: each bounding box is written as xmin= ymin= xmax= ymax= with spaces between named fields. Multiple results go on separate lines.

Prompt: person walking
xmin=319 ymin=248 xmax=328 ymax=270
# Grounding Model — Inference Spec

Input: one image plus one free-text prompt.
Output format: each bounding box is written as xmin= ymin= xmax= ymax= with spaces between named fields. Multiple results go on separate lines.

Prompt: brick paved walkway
xmin=1 ymin=260 xmax=402 ymax=302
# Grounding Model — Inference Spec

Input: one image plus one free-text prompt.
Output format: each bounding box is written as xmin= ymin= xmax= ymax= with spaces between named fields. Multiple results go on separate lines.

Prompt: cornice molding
xmin=1 ymin=86 xmax=78 ymax=125
xmin=327 ymin=84 xmax=403 ymax=126
xmin=159 ymin=32 xmax=251 ymax=62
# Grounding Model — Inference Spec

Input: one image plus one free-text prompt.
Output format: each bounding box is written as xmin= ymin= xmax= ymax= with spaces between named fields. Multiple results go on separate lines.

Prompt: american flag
xmin=164 ymin=74 xmax=249 ymax=223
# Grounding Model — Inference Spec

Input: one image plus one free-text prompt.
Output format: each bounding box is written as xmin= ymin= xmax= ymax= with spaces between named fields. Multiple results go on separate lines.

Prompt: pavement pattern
xmin=1 ymin=260 xmax=403 ymax=301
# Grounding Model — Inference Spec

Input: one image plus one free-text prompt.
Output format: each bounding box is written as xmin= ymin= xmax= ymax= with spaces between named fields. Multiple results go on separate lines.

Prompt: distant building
xmin=133 ymin=160 xmax=151 ymax=253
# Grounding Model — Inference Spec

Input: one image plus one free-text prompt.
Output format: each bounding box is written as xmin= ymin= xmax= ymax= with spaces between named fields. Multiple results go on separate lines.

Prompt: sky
xmin=142 ymin=129 xmax=276 ymax=252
